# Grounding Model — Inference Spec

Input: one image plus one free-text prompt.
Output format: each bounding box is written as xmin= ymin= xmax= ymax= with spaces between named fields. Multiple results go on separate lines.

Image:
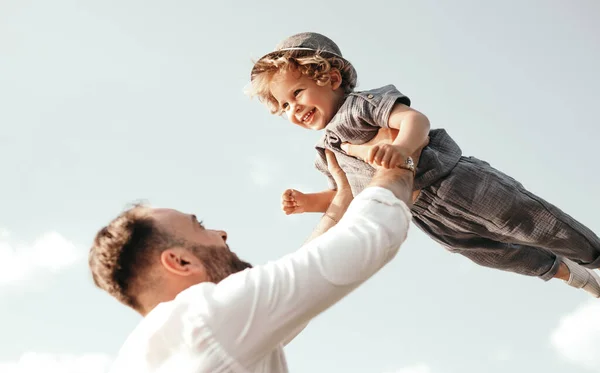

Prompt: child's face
xmin=269 ymin=68 xmax=344 ymax=131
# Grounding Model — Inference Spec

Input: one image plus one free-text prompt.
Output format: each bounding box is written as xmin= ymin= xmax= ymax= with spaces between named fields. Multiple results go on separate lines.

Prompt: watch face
xmin=406 ymin=157 xmax=414 ymax=167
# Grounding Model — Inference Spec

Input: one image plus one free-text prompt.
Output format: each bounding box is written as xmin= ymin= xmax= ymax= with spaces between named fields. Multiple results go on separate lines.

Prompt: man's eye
xmin=282 ymin=103 xmax=289 ymax=110
xmin=293 ymin=89 xmax=302 ymax=97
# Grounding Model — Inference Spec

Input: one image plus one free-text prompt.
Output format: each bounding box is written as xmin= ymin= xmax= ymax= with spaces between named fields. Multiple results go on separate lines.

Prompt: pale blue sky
xmin=1 ymin=1 xmax=599 ymax=372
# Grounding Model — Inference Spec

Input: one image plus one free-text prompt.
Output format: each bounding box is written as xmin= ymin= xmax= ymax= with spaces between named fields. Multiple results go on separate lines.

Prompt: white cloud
xmin=550 ymin=300 xmax=600 ymax=371
xmin=0 ymin=353 xmax=112 ymax=373
xmin=0 ymin=229 xmax=81 ymax=286
xmin=384 ymin=364 xmax=432 ymax=373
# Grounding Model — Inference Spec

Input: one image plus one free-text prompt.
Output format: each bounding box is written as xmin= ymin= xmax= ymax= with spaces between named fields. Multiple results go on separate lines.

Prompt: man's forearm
xmin=305 ymin=191 xmax=353 ymax=243
xmin=306 ymin=167 xmax=414 ymax=243
xmin=368 ymin=167 xmax=414 ymax=208
xmin=286 ymin=191 xmax=348 ymax=344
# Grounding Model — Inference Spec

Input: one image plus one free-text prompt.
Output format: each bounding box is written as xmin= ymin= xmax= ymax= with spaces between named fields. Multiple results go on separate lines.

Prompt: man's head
xmin=248 ymin=32 xmax=357 ymax=129
xmin=88 ymin=204 xmax=252 ymax=315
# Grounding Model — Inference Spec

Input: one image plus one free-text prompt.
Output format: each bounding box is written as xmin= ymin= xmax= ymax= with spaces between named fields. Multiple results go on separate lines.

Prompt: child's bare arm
xmin=387 ymin=103 xmax=430 ymax=156
xmin=342 ymin=104 xmax=430 ymax=169
xmin=281 ymin=189 xmax=336 ymax=215
xmin=342 ymin=126 xmax=429 ymax=170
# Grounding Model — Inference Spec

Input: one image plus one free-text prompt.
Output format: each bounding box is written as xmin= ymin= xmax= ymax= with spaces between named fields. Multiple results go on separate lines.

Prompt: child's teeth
xmin=303 ymin=110 xmax=313 ymax=121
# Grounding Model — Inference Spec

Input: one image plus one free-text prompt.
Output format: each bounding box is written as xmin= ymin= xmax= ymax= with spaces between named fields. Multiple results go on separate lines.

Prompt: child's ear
xmin=330 ymin=69 xmax=343 ymax=90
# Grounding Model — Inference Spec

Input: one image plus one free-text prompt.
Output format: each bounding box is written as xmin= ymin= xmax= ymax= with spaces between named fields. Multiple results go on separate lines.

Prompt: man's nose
xmin=217 ymin=230 xmax=227 ymax=242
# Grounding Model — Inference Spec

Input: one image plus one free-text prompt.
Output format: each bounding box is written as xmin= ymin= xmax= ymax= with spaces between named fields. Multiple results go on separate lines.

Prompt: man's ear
xmin=160 ymin=247 xmax=204 ymax=276
xmin=330 ymin=69 xmax=343 ymax=90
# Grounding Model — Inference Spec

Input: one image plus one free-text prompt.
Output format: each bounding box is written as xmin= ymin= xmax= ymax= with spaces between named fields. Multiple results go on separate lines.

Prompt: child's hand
xmin=341 ymin=128 xmax=406 ymax=168
xmin=362 ymin=144 xmax=407 ymax=169
xmin=341 ymin=128 xmax=429 ymax=169
xmin=281 ymin=189 xmax=309 ymax=215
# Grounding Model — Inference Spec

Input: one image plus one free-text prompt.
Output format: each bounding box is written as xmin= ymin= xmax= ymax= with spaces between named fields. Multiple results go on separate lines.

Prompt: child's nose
xmin=288 ymin=103 xmax=302 ymax=122
xmin=292 ymin=103 xmax=303 ymax=115
xmin=289 ymin=101 xmax=301 ymax=111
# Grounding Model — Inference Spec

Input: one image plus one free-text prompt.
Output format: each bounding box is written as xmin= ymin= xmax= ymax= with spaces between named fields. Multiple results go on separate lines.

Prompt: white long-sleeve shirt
xmin=108 ymin=186 xmax=412 ymax=373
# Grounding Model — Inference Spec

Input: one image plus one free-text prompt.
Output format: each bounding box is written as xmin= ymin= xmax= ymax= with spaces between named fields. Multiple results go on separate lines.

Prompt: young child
xmin=248 ymin=32 xmax=600 ymax=297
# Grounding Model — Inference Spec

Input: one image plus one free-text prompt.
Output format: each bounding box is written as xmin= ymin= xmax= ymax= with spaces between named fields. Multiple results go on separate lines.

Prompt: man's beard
xmin=191 ymin=244 xmax=252 ymax=284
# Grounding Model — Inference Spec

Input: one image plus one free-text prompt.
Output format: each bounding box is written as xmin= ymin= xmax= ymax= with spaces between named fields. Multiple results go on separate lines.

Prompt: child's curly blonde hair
xmin=248 ymin=49 xmax=357 ymax=115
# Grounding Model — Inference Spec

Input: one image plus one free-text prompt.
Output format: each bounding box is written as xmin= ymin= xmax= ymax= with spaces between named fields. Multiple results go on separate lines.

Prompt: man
xmin=88 ymin=148 xmax=416 ymax=373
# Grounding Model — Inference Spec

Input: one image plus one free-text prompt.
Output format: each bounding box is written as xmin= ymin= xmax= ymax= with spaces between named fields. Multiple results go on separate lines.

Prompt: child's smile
xmin=269 ymin=68 xmax=345 ymax=131
xmin=301 ymin=108 xmax=315 ymax=124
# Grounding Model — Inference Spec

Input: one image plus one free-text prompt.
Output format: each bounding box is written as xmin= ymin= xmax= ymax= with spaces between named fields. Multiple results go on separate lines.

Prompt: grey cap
xmin=251 ymin=32 xmax=357 ymax=85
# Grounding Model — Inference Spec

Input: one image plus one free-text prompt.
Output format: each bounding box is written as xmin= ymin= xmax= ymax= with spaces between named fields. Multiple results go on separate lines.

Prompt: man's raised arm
xmin=200 ymin=153 xmax=415 ymax=367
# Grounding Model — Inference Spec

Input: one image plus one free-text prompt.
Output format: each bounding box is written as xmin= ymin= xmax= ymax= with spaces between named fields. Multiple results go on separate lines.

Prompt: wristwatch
xmin=397 ymin=156 xmax=416 ymax=177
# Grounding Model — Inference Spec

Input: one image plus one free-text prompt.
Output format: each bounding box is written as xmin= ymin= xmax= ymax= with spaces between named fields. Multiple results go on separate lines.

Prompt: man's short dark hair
xmin=88 ymin=204 xmax=175 ymax=311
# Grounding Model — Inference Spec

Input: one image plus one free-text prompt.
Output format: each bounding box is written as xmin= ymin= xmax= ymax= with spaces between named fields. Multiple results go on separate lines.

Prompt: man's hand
xmin=305 ymin=150 xmax=353 ymax=242
xmin=325 ymin=149 xmax=352 ymax=200
xmin=341 ymin=128 xmax=429 ymax=169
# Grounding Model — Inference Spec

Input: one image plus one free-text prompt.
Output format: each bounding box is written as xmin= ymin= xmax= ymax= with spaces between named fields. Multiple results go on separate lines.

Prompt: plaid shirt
xmin=315 ymin=85 xmax=462 ymax=194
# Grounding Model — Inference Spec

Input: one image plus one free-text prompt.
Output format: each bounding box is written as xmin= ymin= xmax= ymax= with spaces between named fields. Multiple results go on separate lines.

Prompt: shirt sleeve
xmin=351 ymin=85 xmax=411 ymax=129
xmin=194 ymin=186 xmax=412 ymax=367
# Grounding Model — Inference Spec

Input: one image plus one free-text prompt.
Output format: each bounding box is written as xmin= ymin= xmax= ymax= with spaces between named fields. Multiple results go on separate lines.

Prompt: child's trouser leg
xmin=411 ymin=156 xmax=600 ymax=275
xmin=411 ymin=213 xmax=562 ymax=280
